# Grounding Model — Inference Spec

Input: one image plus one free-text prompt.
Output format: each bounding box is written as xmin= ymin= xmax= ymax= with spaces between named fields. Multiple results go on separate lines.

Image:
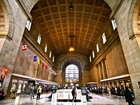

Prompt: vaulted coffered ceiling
xmin=31 ymin=0 xmax=111 ymax=57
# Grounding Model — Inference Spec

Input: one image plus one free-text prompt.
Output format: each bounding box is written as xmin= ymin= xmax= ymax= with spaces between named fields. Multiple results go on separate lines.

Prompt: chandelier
xmin=69 ymin=35 xmax=75 ymax=52
xmin=69 ymin=46 xmax=74 ymax=52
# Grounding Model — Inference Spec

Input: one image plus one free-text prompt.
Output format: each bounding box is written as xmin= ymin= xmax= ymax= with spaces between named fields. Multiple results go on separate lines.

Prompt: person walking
xmin=124 ymin=87 xmax=134 ymax=105
xmin=71 ymin=86 xmax=77 ymax=102
xmin=36 ymin=86 xmax=42 ymax=100
xmin=30 ymin=86 xmax=35 ymax=100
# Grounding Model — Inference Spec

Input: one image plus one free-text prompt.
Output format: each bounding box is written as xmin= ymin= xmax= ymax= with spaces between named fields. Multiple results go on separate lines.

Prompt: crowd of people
xmin=88 ymin=86 xmax=135 ymax=105
xmin=0 ymin=84 xmax=135 ymax=105
xmin=89 ymin=86 xmax=125 ymax=97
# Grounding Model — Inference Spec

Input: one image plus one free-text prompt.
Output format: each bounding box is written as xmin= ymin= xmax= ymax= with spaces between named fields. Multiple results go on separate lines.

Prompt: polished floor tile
xmin=0 ymin=92 xmax=139 ymax=105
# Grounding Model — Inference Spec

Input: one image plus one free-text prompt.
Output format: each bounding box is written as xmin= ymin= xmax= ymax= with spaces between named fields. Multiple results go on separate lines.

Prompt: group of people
xmin=47 ymin=86 xmax=78 ymax=102
xmin=71 ymin=86 xmax=92 ymax=102
xmin=0 ymin=85 xmax=136 ymax=105
xmin=27 ymin=85 xmax=138 ymax=105
xmin=89 ymin=86 xmax=135 ymax=105
xmin=29 ymin=85 xmax=42 ymax=100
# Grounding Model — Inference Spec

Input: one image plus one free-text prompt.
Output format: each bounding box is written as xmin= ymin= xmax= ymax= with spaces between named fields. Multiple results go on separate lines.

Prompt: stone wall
xmin=89 ymin=66 xmax=99 ymax=85
xmin=53 ymin=71 xmax=62 ymax=85
xmin=13 ymin=41 xmax=53 ymax=81
xmin=89 ymin=11 xmax=129 ymax=87
xmin=114 ymin=0 xmax=140 ymax=101
xmin=82 ymin=70 xmax=90 ymax=86
xmin=106 ymin=43 xmax=129 ymax=78
xmin=89 ymin=41 xmax=128 ymax=83
xmin=0 ymin=0 xmax=29 ymax=93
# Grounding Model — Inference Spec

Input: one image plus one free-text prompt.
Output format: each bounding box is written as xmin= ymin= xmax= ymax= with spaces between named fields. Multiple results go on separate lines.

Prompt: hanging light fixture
xmin=69 ymin=35 xmax=74 ymax=52
xmin=69 ymin=46 xmax=74 ymax=52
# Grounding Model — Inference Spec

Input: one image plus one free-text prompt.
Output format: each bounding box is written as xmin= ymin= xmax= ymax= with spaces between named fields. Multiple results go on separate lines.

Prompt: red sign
xmin=22 ymin=43 xmax=27 ymax=51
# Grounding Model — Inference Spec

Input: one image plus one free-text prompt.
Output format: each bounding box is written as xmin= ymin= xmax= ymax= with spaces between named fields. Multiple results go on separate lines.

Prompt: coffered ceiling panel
xmin=31 ymin=0 xmax=111 ymax=57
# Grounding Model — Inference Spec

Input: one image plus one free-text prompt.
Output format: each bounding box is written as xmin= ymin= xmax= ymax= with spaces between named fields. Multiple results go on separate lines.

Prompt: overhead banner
xmin=34 ymin=56 xmax=37 ymax=62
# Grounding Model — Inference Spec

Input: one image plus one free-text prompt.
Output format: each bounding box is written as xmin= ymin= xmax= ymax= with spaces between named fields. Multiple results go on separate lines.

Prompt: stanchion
xmin=51 ymin=93 xmax=57 ymax=102
xmin=82 ymin=95 xmax=87 ymax=103
xmin=51 ymin=93 xmax=54 ymax=102
xmin=68 ymin=94 xmax=70 ymax=102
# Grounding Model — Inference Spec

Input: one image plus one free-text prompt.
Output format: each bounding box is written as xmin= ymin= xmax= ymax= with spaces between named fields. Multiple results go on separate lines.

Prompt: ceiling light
xmin=68 ymin=34 xmax=75 ymax=52
xmin=69 ymin=46 xmax=74 ymax=52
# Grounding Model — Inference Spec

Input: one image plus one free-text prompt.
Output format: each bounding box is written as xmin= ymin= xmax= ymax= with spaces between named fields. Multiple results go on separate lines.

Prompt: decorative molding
xmin=100 ymin=74 xmax=130 ymax=82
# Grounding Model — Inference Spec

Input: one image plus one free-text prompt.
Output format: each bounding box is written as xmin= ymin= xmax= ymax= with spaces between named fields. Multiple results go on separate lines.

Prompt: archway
xmin=65 ymin=64 xmax=79 ymax=87
xmin=62 ymin=62 xmax=82 ymax=87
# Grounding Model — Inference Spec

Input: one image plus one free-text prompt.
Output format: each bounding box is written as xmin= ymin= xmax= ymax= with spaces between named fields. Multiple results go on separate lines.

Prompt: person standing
xmin=10 ymin=87 xmax=16 ymax=99
xmin=36 ymin=86 xmax=42 ymax=100
xmin=117 ymin=86 xmax=121 ymax=98
xmin=0 ymin=88 xmax=6 ymax=100
xmin=107 ymin=86 xmax=111 ymax=96
xmin=30 ymin=86 xmax=35 ymax=100
xmin=124 ymin=87 xmax=134 ymax=105
xmin=72 ymin=86 xmax=77 ymax=102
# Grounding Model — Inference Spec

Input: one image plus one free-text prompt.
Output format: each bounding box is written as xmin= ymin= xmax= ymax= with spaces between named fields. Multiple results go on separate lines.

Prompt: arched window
xmin=49 ymin=51 xmax=51 ymax=58
xmin=65 ymin=64 xmax=79 ymax=83
xmin=44 ymin=44 xmax=47 ymax=52
xmin=96 ymin=43 xmax=99 ymax=52
xmin=111 ymin=19 xmax=117 ymax=30
xmin=25 ymin=20 xmax=32 ymax=31
xmin=37 ymin=33 xmax=41 ymax=44
xmin=102 ymin=33 xmax=107 ymax=44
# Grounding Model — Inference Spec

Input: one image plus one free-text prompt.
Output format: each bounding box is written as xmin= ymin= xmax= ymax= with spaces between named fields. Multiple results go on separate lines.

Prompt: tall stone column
xmin=0 ymin=0 xmax=28 ymax=93
xmin=117 ymin=81 xmax=120 ymax=87
xmin=101 ymin=60 xmax=106 ymax=79
xmin=114 ymin=0 xmax=140 ymax=102
xmin=121 ymin=81 xmax=125 ymax=89
xmin=62 ymin=70 xmax=65 ymax=86
xmin=98 ymin=62 xmax=103 ymax=80
xmin=79 ymin=68 xmax=83 ymax=87
xmin=105 ymin=82 xmax=108 ymax=87
xmin=102 ymin=59 xmax=108 ymax=79
xmin=111 ymin=81 xmax=115 ymax=87
xmin=96 ymin=64 xmax=100 ymax=86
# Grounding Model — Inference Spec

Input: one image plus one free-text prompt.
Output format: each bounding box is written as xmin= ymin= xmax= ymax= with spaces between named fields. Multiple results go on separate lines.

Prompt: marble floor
xmin=0 ymin=92 xmax=139 ymax=105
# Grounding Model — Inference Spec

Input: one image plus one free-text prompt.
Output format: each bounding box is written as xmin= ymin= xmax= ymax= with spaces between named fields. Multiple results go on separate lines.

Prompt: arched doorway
xmin=62 ymin=61 xmax=83 ymax=87
xmin=65 ymin=64 xmax=79 ymax=87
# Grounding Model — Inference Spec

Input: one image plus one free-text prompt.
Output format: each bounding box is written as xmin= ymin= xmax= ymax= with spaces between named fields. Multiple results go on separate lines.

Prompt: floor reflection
xmin=0 ymin=92 xmax=138 ymax=105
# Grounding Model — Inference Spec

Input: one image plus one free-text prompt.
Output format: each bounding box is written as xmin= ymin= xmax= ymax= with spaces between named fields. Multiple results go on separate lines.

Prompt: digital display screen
xmin=52 ymin=85 xmax=56 ymax=89
xmin=52 ymin=85 xmax=57 ymax=93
